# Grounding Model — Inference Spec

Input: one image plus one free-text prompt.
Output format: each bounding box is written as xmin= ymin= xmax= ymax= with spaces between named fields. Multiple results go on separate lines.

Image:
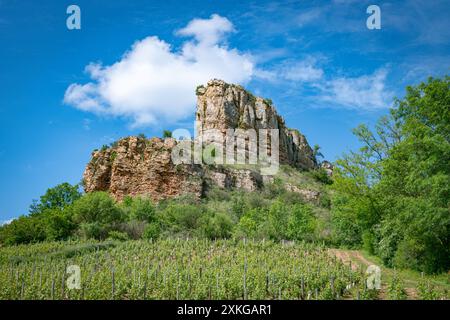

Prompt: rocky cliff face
xmin=83 ymin=136 xmax=266 ymax=201
xmin=196 ymin=79 xmax=317 ymax=170
xmin=83 ymin=137 xmax=203 ymax=201
xmin=83 ymin=79 xmax=319 ymax=201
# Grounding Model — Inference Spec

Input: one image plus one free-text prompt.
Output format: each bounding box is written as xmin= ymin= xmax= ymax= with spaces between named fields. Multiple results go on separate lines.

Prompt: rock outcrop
xmin=83 ymin=79 xmax=320 ymax=201
xmin=195 ymin=79 xmax=317 ymax=170
xmin=84 ymin=136 xmax=266 ymax=201
xmin=83 ymin=137 xmax=204 ymax=201
xmin=320 ymin=161 xmax=334 ymax=177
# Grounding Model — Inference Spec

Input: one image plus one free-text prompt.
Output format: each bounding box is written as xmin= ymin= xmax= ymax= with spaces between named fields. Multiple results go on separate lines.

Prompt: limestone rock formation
xmin=83 ymin=136 xmax=265 ymax=201
xmin=285 ymin=183 xmax=321 ymax=204
xmin=83 ymin=137 xmax=203 ymax=201
xmin=83 ymin=79 xmax=321 ymax=202
xmin=195 ymin=79 xmax=317 ymax=170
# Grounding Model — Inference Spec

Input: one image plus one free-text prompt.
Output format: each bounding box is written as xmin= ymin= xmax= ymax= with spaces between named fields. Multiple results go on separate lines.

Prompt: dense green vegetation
xmin=0 ymin=166 xmax=330 ymax=246
xmin=331 ymin=76 xmax=449 ymax=274
xmin=163 ymin=130 xmax=173 ymax=138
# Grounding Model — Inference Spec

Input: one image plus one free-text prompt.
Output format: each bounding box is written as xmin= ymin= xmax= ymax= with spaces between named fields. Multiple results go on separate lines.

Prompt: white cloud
xmin=0 ymin=218 xmax=14 ymax=226
xmin=279 ymin=59 xmax=324 ymax=82
xmin=319 ymin=69 xmax=392 ymax=110
xmin=65 ymin=14 xmax=393 ymax=120
xmin=295 ymin=8 xmax=323 ymax=27
xmin=176 ymin=14 xmax=234 ymax=45
xmin=265 ymin=63 xmax=392 ymax=111
xmin=254 ymin=57 xmax=324 ymax=83
xmin=64 ymin=14 xmax=254 ymax=127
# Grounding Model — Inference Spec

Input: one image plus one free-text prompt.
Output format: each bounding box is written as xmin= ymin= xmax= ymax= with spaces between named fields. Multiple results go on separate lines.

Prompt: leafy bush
xmin=195 ymin=85 xmax=205 ymax=95
xmin=205 ymin=187 xmax=232 ymax=202
xmin=330 ymin=194 xmax=363 ymax=247
xmin=71 ymin=192 xmax=124 ymax=225
xmin=262 ymin=178 xmax=285 ymax=199
xmin=43 ymin=209 xmax=76 ymax=241
xmin=159 ymin=203 xmax=203 ymax=236
xmin=107 ymin=231 xmax=130 ymax=241
xmin=263 ymin=98 xmax=273 ymax=105
xmin=71 ymin=192 xmax=125 ymax=240
xmin=267 ymin=200 xmax=289 ymax=240
xmin=0 ymin=215 xmax=46 ymax=245
xmin=143 ymin=222 xmax=161 ymax=240
xmin=236 ymin=208 xmax=266 ymax=239
xmin=163 ymin=130 xmax=172 ymax=138
xmin=119 ymin=220 xmax=147 ymax=239
xmin=79 ymin=222 xmax=104 ymax=240
xmin=362 ymin=230 xmax=376 ymax=255
xmin=310 ymin=168 xmax=333 ymax=185
xmin=200 ymin=211 xmax=233 ymax=239
xmin=121 ymin=196 xmax=155 ymax=223
xmin=286 ymin=204 xmax=316 ymax=241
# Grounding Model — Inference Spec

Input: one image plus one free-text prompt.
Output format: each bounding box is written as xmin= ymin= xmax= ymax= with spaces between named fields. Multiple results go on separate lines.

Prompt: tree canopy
xmin=332 ymin=76 xmax=449 ymax=273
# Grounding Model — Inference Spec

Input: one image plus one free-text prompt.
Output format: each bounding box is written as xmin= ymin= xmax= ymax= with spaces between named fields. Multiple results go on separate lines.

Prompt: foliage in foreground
xmin=331 ymin=76 xmax=450 ymax=274
xmin=0 ymin=239 xmax=367 ymax=300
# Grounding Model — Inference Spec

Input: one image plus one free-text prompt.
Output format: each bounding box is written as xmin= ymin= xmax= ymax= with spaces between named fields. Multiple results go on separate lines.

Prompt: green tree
xmin=313 ymin=144 xmax=324 ymax=160
xmin=71 ymin=192 xmax=125 ymax=240
xmin=332 ymin=76 xmax=450 ymax=273
xmin=121 ymin=196 xmax=155 ymax=223
xmin=0 ymin=215 xmax=46 ymax=245
xmin=159 ymin=203 xmax=203 ymax=236
xmin=286 ymin=203 xmax=316 ymax=241
xmin=29 ymin=182 xmax=82 ymax=215
xmin=0 ymin=183 xmax=81 ymax=244
xmin=200 ymin=211 xmax=233 ymax=239
xmin=163 ymin=130 xmax=172 ymax=138
xmin=43 ymin=209 xmax=76 ymax=241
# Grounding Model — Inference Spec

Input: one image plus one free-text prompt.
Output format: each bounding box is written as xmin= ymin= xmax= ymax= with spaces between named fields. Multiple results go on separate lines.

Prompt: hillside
xmin=83 ymin=79 xmax=322 ymax=202
xmin=0 ymin=76 xmax=448 ymax=301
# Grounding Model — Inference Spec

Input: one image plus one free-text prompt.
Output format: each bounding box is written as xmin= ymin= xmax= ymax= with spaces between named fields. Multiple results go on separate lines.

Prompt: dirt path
xmin=329 ymin=249 xmax=373 ymax=269
xmin=329 ymin=248 xmax=418 ymax=300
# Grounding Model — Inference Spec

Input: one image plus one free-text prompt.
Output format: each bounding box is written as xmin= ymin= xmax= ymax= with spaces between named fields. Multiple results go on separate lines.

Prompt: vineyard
xmin=0 ymin=239 xmax=368 ymax=300
xmin=0 ymin=239 xmax=447 ymax=300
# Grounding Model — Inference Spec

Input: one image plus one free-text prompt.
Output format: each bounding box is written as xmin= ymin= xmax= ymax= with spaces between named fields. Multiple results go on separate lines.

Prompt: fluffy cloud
xmin=65 ymin=14 xmax=393 ymax=123
xmin=258 ymin=59 xmax=390 ymax=110
xmin=279 ymin=59 xmax=324 ymax=82
xmin=176 ymin=14 xmax=234 ymax=45
xmin=319 ymin=69 xmax=392 ymax=110
xmin=0 ymin=218 xmax=14 ymax=226
xmin=64 ymin=14 xmax=253 ymax=127
xmin=254 ymin=57 xmax=324 ymax=83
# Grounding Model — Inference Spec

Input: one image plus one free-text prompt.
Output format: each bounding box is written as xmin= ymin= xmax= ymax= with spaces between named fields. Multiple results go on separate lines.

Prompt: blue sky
xmin=0 ymin=0 xmax=449 ymax=222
